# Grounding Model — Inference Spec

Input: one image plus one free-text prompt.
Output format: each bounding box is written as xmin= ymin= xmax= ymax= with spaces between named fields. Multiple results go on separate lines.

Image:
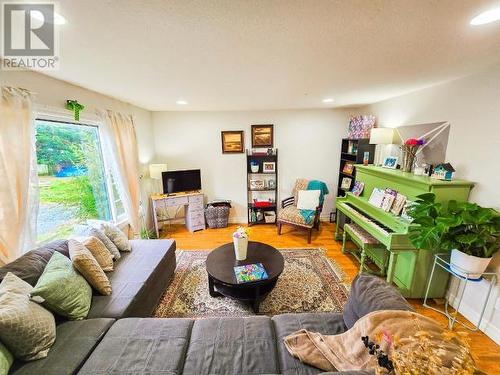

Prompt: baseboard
xmin=447 ymin=290 xmax=500 ymax=344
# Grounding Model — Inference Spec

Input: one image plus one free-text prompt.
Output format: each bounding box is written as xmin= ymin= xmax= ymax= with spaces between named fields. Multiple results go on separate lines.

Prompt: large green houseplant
xmin=408 ymin=193 xmax=500 ymax=278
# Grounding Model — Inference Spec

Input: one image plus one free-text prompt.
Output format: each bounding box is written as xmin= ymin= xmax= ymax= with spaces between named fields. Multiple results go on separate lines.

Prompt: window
xmin=35 ymin=119 xmax=124 ymax=243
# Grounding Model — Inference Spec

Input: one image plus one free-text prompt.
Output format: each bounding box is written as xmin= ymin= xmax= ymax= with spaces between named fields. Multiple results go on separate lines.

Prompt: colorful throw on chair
xmin=299 ymin=180 xmax=329 ymax=224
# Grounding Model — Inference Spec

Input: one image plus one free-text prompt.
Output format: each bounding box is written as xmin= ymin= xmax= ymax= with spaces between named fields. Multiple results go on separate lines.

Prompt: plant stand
xmin=423 ymin=253 xmax=498 ymax=331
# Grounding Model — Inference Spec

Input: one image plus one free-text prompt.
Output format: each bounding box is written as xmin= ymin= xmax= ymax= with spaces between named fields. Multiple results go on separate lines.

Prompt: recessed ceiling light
xmin=322 ymin=98 xmax=334 ymax=103
xmin=176 ymin=100 xmax=188 ymax=105
xmin=31 ymin=10 xmax=66 ymax=25
xmin=470 ymin=7 xmax=500 ymax=25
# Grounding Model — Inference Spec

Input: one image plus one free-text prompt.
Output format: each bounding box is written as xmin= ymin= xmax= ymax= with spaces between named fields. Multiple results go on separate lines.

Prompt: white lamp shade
xmin=369 ymin=128 xmax=399 ymax=145
xmin=149 ymin=163 xmax=168 ymax=180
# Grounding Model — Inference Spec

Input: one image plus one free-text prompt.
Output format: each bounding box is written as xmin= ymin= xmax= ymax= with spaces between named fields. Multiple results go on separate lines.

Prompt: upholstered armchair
xmin=277 ymin=179 xmax=324 ymax=243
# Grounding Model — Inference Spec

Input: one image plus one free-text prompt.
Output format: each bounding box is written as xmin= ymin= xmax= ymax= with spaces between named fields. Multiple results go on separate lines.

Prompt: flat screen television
xmin=162 ymin=169 xmax=201 ymax=194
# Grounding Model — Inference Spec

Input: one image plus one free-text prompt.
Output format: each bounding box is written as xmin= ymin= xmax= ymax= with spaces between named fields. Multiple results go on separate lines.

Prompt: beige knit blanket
xmin=283 ymin=310 xmax=464 ymax=372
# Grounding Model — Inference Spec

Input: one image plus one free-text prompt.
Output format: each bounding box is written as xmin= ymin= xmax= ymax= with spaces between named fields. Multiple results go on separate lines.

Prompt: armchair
xmin=277 ymin=178 xmax=324 ymax=243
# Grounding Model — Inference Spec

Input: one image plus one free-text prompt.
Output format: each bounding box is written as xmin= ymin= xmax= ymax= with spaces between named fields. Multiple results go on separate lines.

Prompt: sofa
xmin=0 ymin=239 xmax=412 ymax=375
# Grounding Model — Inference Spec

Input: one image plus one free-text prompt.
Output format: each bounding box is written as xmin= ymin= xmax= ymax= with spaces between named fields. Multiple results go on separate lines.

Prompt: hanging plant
xmin=66 ymin=100 xmax=85 ymax=121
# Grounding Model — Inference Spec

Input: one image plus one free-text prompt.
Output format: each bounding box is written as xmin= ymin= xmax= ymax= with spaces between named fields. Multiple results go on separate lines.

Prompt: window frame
xmin=34 ymin=110 xmax=127 ymax=230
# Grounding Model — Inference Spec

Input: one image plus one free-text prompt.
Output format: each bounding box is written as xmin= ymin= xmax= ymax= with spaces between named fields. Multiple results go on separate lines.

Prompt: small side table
xmin=423 ymin=253 xmax=498 ymax=331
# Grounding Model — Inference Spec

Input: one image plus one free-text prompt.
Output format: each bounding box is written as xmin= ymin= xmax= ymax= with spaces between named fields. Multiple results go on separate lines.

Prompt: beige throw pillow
xmin=0 ymin=273 xmax=56 ymax=361
xmin=80 ymin=236 xmax=114 ymax=271
xmin=88 ymin=220 xmax=131 ymax=252
xmin=68 ymin=240 xmax=112 ymax=296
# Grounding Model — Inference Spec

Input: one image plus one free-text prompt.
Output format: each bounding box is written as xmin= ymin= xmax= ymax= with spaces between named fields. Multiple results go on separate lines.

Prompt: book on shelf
xmin=351 ymin=181 xmax=364 ymax=196
xmin=381 ymin=188 xmax=397 ymax=212
xmin=341 ymin=177 xmax=352 ymax=190
xmin=342 ymin=163 xmax=354 ymax=175
xmin=368 ymin=188 xmax=385 ymax=208
xmin=234 ymin=263 xmax=269 ymax=283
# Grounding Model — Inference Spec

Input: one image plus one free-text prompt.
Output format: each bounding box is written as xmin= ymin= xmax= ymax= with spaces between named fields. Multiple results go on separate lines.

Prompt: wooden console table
xmin=151 ymin=192 xmax=205 ymax=237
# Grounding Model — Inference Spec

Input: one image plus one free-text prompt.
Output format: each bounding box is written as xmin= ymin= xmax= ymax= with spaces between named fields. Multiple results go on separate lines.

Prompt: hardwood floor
xmin=161 ymin=222 xmax=499 ymax=373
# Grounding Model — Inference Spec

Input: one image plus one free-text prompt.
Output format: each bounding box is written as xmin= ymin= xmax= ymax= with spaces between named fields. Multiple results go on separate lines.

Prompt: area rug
xmin=153 ymin=248 xmax=350 ymax=318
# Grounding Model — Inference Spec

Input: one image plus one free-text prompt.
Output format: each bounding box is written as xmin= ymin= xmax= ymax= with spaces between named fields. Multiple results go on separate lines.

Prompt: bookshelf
xmin=246 ymin=149 xmax=278 ymax=225
xmin=337 ymin=138 xmax=375 ymax=197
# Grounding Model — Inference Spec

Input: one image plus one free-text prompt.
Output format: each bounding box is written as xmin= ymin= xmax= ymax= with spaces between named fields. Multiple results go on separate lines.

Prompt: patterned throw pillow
xmin=90 ymin=220 xmax=131 ymax=252
xmin=74 ymin=225 xmax=121 ymax=261
xmin=79 ymin=236 xmax=114 ymax=271
xmin=0 ymin=273 xmax=56 ymax=361
xmin=31 ymin=252 xmax=92 ymax=320
xmin=68 ymin=240 xmax=112 ymax=296
xmin=0 ymin=342 xmax=13 ymax=375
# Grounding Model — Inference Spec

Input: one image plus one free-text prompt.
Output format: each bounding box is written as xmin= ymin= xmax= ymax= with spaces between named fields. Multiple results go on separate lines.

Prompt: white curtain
xmin=98 ymin=110 xmax=140 ymax=238
xmin=0 ymin=87 xmax=38 ymax=264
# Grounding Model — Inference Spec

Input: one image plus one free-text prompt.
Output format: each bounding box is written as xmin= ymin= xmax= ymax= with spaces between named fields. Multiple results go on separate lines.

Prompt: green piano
xmin=335 ymin=165 xmax=474 ymax=298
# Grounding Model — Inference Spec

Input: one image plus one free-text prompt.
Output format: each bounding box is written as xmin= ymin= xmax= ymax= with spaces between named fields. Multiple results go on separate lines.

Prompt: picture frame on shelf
xmin=351 ymin=181 xmax=365 ymax=196
xmin=267 ymin=179 xmax=276 ymax=189
xmin=342 ymin=162 xmax=354 ymax=175
xmin=251 ymin=124 xmax=274 ymax=148
xmin=382 ymin=156 xmax=398 ymax=169
xmin=262 ymin=161 xmax=276 ymax=173
xmin=221 ymin=131 xmax=244 ymax=153
xmin=341 ymin=177 xmax=352 ymax=190
xmin=249 ymin=179 xmax=265 ymax=190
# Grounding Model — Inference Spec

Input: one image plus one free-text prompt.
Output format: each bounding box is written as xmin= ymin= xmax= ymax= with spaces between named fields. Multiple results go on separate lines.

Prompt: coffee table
xmin=206 ymin=241 xmax=284 ymax=313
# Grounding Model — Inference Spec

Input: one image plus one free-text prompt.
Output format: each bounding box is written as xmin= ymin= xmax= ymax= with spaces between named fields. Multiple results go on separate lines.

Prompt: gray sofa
xmin=0 ymin=239 xmax=412 ymax=375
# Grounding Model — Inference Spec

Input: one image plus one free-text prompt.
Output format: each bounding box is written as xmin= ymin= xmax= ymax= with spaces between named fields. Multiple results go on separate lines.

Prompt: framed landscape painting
xmin=251 ymin=124 xmax=274 ymax=148
xmin=221 ymin=131 xmax=244 ymax=153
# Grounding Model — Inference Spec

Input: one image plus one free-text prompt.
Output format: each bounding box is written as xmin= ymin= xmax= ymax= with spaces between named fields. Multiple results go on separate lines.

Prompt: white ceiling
xmin=41 ymin=0 xmax=500 ymax=111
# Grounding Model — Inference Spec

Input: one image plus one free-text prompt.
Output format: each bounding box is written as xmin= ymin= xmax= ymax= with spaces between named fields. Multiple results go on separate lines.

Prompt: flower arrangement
xmin=401 ymin=138 xmax=425 ymax=172
xmin=233 ymin=226 xmax=250 ymax=239
xmin=363 ymin=318 xmax=477 ymax=375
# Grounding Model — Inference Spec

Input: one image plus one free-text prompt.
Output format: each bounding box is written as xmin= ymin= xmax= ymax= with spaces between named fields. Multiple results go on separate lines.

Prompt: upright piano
xmin=335 ymin=165 xmax=474 ymax=298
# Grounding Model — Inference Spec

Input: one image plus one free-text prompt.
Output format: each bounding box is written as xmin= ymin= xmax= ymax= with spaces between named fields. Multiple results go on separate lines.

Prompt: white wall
xmin=354 ymin=64 xmax=500 ymax=343
xmin=1 ymin=70 xmax=156 ymax=227
xmin=152 ymin=109 xmax=350 ymax=222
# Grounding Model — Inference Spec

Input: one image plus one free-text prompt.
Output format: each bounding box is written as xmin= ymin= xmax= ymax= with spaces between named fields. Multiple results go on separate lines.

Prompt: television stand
xmin=151 ymin=191 xmax=205 ymax=237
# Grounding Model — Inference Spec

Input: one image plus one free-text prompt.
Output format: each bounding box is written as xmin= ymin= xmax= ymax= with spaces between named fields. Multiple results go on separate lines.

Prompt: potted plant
xmin=408 ymin=193 xmax=500 ymax=278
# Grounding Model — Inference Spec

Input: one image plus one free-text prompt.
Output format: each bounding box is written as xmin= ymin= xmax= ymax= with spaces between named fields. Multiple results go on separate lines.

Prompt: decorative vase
xmin=233 ymin=237 xmax=248 ymax=261
xmin=401 ymin=145 xmax=418 ymax=172
xmin=450 ymin=249 xmax=492 ymax=279
xmin=250 ymin=163 xmax=259 ymax=173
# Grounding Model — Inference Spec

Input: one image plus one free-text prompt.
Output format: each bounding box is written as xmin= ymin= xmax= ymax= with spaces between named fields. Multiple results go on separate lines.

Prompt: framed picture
xmin=267 ymin=179 xmax=276 ymax=189
xmin=342 ymin=162 xmax=354 ymax=175
xmin=351 ymin=181 xmax=364 ymax=196
xmin=382 ymin=156 xmax=398 ymax=169
xmin=262 ymin=161 xmax=275 ymax=173
xmin=251 ymin=124 xmax=274 ymax=148
xmin=341 ymin=177 xmax=352 ymax=190
xmin=249 ymin=179 xmax=265 ymax=190
xmin=221 ymin=131 xmax=244 ymax=153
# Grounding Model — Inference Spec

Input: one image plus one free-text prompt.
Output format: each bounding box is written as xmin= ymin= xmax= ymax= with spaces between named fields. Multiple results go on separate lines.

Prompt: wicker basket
xmin=205 ymin=204 xmax=231 ymax=228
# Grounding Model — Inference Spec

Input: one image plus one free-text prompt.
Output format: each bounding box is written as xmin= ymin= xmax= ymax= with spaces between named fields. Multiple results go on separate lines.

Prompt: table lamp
xmin=369 ymin=128 xmax=399 ymax=166
xmin=149 ymin=163 xmax=168 ymax=194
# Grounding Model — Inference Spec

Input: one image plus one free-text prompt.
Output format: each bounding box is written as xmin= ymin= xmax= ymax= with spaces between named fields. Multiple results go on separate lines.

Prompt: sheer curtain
xmin=0 ymin=87 xmax=38 ymax=264
xmin=98 ymin=109 xmax=140 ymax=238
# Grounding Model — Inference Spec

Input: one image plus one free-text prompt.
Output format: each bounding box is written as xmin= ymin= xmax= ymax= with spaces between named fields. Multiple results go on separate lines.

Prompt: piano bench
xmin=342 ymin=223 xmax=388 ymax=276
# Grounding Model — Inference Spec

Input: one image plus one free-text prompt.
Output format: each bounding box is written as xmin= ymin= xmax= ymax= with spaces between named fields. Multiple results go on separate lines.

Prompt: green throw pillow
xmin=31 ymin=252 xmax=92 ymax=320
xmin=0 ymin=342 xmax=13 ymax=375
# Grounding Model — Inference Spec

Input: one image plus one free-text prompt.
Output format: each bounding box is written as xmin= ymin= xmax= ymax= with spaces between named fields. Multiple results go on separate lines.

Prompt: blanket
xmin=283 ymin=310 xmax=475 ymax=373
xmin=299 ymin=180 xmax=329 ymax=224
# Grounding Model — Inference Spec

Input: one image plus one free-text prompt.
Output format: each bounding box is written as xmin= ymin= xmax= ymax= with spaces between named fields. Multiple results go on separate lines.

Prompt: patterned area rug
xmin=154 ymin=248 xmax=350 ymax=318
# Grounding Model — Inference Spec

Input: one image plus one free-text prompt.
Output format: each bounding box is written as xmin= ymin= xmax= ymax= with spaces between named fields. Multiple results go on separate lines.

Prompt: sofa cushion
xmin=183 ymin=316 xmax=280 ymax=375
xmin=69 ymin=240 xmax=112 ymax=296
xmin=343 ymin=274 xmax=413 ymax=329
xmin=80 ymin=236 xmax=114 ymax=271
xmin=87 ymin=239 xmax=176 ymax=319
xmin=278 ymin=205 xmax=313 ymax=227
xmin=0 ymin=240 xmax=69 ymax=286
xmin=78 ymin=318 xmax=193 ymax=375
xmin=272 ymin=313 xmax=347 ymax=375
xmin=10 ymin=318 xmax=114 ymax=375
xmin=31 ymin=252 xmax=92 ymax=320
xmin=0 ymin=273 xmax=56 ymax=361
xmin=74 ymin=225 xmax=121 ymax=260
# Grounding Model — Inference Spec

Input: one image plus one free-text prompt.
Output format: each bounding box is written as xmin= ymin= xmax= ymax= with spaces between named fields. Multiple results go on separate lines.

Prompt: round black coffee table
xmin=206 ymin=241 xmax=284 ymax=313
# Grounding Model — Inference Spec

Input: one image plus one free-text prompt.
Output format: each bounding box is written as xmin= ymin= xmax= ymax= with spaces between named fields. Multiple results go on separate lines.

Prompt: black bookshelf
xmin=246 ymin=149 xmax=278 ymax=225
xmin=337 ymin=138 xmax=375 ymax=197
